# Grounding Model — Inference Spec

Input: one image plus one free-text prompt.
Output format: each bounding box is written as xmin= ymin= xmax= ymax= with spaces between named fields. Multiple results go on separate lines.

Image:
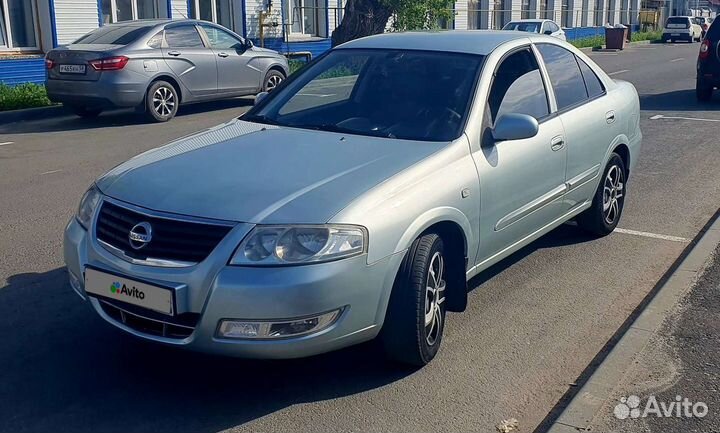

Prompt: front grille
xmin=95 ymin=201 xmax=234 ymax=264
xmin=99 ymin=300 xmax=199 ymax=339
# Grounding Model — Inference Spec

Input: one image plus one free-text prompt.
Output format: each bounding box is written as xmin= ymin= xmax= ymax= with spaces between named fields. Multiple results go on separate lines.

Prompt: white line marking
xmin=0 ymin=141 xmax=14 ymax=146
xmin=40 ymin=169 xmax=62 ymax=175
xmin=650 ymin=114 xmax=720 ymax=122
xmin=670 ymin=58 xmax=685 ymax=62
xmin=608 ymin=69 xmax=629 ymax=76
xmin=615 ymin=228 xmax=690 ymax=243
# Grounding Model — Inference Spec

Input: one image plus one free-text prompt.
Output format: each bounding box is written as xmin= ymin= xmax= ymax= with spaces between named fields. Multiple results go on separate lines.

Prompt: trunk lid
xmin=46 ymin=45 xmax=123 ymax=81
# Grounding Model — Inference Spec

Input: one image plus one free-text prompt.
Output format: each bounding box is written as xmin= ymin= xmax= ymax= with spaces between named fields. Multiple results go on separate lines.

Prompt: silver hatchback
xmin=46 ymin=19 xmax=289 ymax=121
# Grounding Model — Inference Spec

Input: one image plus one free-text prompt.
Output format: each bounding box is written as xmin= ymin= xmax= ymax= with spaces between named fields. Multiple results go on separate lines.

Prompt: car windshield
xmin=244 ymin=49 xmax=483 ymax=142
xmin=74 ymin=25 xmax=154 ymax=45
xmin=503 ymin=22 xmax=541 ymax=32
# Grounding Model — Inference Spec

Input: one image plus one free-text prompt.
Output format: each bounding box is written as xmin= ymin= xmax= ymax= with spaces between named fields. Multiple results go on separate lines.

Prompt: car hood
xmin=96 ymin=120 xmax=446 ymax=223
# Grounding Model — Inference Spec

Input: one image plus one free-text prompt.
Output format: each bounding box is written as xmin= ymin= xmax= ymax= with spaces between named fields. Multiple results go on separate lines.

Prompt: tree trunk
xmin=331 ymin=0 xmax=393 ymax=46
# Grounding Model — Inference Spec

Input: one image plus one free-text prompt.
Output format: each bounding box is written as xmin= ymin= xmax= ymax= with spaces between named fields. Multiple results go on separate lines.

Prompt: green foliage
xmin=385 ymin=0 xmax=455 ymax=31
xmin=0 ymin=83 xmax=53 ymax=111
xmin=288 ymin=59 xmax=305 ymax=74
xmin=569 ymin=35 xmax=606 ymax=49
xmin=631 ymin=30 xmax=662 ymax=42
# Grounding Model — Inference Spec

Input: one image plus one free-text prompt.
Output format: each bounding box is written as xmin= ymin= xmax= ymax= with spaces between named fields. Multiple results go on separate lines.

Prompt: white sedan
xmin=503 ymin=19 xmax=567 ymax=40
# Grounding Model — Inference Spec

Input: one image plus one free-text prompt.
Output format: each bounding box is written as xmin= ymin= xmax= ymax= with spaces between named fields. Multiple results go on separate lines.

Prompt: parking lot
xmin=1 ymin=42 xmax=719 ymax=433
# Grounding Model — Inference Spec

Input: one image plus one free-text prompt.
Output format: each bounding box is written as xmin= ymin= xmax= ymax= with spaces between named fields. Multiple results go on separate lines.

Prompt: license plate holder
xmin=58 ymin=64 xmax=87 ymax=74
xmin=84 ymin=267 xmax=176 ymax=316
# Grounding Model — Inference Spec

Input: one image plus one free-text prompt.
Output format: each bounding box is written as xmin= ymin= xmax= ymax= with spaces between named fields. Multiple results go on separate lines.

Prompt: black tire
xmin=380 ymin=233 xmax=447 ymax=366
xmin=263 ymin=69 xmax=285 ymax=92
xmin=576 ymin=153 xmax=627 ymax=236
xmin=697 ymin=78 xmax=713 ymax=102
xmin=66 ymin=104 xmax=102 ymax=118
xmin=145 ymin=80 xmax=178 ymax=122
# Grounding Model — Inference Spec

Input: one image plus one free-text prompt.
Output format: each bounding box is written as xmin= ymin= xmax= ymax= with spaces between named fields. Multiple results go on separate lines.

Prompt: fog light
xmin=217 ymin=308 xmax=343 ymax=339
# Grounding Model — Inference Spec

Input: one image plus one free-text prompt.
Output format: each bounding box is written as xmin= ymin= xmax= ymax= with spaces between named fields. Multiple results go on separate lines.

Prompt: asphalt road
xmin=1 ymin=42 xmax=719 ymax=433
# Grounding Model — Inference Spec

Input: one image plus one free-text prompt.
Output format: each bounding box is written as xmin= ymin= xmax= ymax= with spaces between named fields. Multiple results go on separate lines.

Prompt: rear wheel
xmin=380 ymin=233 xmax=447 ymax=366
xmin=576 ymin=153 xmax=627 ymax=236
xmin=66 ymin=104 xmax=102 ymax=118
xmin=697 ymin=78 xmax=713 ymax=102
xmin=145 ymin=80 xmax=178 ymax=122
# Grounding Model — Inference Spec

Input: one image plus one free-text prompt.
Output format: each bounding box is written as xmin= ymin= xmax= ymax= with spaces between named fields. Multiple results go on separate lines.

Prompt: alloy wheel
xmin=602 ymin=164 xmax=624 ymax=225
xmin=266 ymin=75 xmax=283 ymax=91
xmin=152 ymin=86 xmax=175 ymax=118
xmin=424 ymin=251 xmax=446 ymax=346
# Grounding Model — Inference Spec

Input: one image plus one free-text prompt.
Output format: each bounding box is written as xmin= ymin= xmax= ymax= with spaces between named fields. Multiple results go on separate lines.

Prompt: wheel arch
xmin=149 ymin=75 xmax=183 ymax=103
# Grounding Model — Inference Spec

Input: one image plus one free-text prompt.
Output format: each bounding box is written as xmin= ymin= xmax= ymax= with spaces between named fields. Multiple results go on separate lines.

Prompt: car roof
xmin=507 ymin=19 xmax=548 ymax=23
xmin=337 ymin=30 xmax=535 ymax=55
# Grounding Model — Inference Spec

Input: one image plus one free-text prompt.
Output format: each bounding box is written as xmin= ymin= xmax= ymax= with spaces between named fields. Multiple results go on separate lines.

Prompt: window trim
xmin=0 ymin=0 xmax=41 ymax=52
xmin=488 ymin=45 xmax=554 ymax=125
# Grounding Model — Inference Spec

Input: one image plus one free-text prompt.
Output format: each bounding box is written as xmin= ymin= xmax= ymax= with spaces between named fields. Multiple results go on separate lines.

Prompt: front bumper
xmin=63 ymin=217 xmax=403 ymax=359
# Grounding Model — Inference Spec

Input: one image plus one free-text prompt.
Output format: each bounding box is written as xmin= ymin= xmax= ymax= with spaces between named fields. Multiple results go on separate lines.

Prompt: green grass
xmin=289 ymin=59 xmax=305 ymax=75
xmin=0 ymin=83 xmax=53 ymax=112
xmin=570 ymin=29 xmax=663 ymax=49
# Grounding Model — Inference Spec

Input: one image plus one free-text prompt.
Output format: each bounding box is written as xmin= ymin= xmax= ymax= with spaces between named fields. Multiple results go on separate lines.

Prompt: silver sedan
xmin=64 ymin=31 xmax=641 ymax=366
xmin=46 ymin=19 xmax=289 ymax=122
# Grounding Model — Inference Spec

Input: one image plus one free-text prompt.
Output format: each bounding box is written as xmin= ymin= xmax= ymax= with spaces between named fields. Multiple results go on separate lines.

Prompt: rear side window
xmin=537 ymin=44 xmax=588 ymax=110
xmin=577 ymin=57 xmax=605 ymax=99
xmin=165 ymin=26 xmax=205 ymax=48
xmin=488 ymin=49 xmax=549 ymax=122
xmin=74 ymin=25 xmax=153 ymax=45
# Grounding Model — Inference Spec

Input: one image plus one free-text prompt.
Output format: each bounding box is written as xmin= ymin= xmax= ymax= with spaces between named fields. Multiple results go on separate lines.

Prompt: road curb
xmin=543 ymin=210 xmax=720 ymax=433
xmin=0 ymin=105 xmax=65 ymax=123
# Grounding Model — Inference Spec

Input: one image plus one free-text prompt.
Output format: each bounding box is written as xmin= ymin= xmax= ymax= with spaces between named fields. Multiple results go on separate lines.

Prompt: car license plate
xmin=58 ymin=64 xmax=86 ymax=74
xmin=84 ymin=267 xmax=175 ymax=315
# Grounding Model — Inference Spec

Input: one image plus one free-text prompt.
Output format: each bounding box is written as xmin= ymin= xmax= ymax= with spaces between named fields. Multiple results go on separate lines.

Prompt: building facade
xmin=1 ymin=0 xmax=648 ymax=86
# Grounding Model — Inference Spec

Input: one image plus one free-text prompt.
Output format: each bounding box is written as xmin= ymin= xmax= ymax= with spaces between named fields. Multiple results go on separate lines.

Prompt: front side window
xmin=0 ymin=0 xmax=39 ymax=49
xmin=165 ymin=26 xmax=205 ymax=48
xmin=488 ymin=49 xmax=549 ymax=123
xmin=245 ymin=49 xmax=483 ymax=142
xmin=200 ymin=24 xmax=243 ymax=49
xmin=101 ymin=0 xmax=159 ymax=23
xmin=537 ymin=43 xmax=588 ymax=110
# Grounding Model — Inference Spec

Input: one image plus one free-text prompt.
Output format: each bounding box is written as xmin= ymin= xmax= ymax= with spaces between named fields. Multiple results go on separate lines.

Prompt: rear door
xmin=162 ymin=24 xmax=217 ymax=98
xmin=535 ymin=43 xmax=615 ymax=212
xmin=199 ymin=24 xmax=263 ymax=95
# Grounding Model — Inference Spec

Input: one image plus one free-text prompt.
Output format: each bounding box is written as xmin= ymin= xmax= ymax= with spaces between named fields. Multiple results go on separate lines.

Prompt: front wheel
xmin=380 ymin=233 xmax=447 ymax=366
xmin=263 ymin=70 xmax=285 ymax=92
xmin=576 ymin=153 xmax=627 ymax=236
xmin=145 ymin=81 xmax=178 ymax=122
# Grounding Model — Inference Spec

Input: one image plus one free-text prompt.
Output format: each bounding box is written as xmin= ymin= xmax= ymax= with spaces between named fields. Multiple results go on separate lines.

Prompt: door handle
xmin=606 ymin=110 xmax=616 ymax=124
xmin=217 ymin=52 xmax=229 ymax=58
xmin=167 ymin=50 xmax=181 ymax=56
xmin=551 ymin=135 xmax=565 ymax=151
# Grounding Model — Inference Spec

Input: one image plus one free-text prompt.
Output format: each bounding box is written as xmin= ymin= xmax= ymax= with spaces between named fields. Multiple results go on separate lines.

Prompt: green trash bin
xmin=605 ymin=27 xmax=629 ymax=50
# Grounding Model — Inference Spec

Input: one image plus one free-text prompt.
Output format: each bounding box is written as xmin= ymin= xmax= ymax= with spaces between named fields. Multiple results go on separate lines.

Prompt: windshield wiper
xmin=241 ymin=114 xmax=284 ymax=126
xmin=291 ymin=123 xmax=396 ymax=138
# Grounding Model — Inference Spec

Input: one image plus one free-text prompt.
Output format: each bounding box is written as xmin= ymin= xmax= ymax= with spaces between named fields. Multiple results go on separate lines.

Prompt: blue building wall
xmin=251 ymin=38 xmax=333 ymax=59
xmin=0 ymin=57 xmax=46 ymax=86
xmin=565 ymin=24 xmax=641 ymax=40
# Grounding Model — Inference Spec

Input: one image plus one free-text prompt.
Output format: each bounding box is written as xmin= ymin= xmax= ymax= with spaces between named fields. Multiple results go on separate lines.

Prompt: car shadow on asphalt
xmin=0 ymin=267 xmax=412 ymax=433
xmin=0 ymin=224 xmax=596 ymax=433
xmin=0 ymin=97 xmax=254 ymax=135
xmin=640 ymin=89 xmax=720 ymax=112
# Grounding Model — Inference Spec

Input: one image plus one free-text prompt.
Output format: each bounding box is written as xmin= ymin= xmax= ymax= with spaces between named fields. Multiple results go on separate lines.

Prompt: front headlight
xmin=76 ymin=185 xmax=102 ymax=230
xmin=230 ymin=225 xmax=366 ymax=266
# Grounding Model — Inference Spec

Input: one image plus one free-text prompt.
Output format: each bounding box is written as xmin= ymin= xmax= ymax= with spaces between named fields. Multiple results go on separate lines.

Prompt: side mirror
xmin=492 ymin=113 xmax=539 ymax=141
xmin=255 ymin=91 xmax=269 ymax=105
xmin=245 ymin=39 xmax=254 ymax=49
xmin=544 ymin=30 xmax=553 ymax=35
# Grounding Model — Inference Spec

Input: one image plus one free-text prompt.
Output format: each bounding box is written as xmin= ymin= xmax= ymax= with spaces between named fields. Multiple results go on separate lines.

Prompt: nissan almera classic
xmin=65 ymin=31 xmax=641 ymax=366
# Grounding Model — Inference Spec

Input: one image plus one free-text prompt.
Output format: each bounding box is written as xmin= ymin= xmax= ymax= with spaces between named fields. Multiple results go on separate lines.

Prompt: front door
xmin=200 ymin=24 xmax=262 ymax=95
xmin=162 ymin=24 xmax=218 ymax=99
xmin=471 ymin=48 xmax=567 ymax=266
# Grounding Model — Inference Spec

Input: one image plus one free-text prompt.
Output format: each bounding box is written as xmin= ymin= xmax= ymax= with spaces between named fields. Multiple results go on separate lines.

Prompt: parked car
xmin=697 ymin=18 xmax=719 ymax=101
xmin=662 ymin=16 xmax=703 ymax=43
xmin=693 ymin=16 xmax=713 ymax=38
xmin=64 ymin=31 xmax=641 ymax=366
xmin=502 ymin=19 xmax=566 ymax=40
xmin=46 ymin=19 xmax=289 ymax=122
